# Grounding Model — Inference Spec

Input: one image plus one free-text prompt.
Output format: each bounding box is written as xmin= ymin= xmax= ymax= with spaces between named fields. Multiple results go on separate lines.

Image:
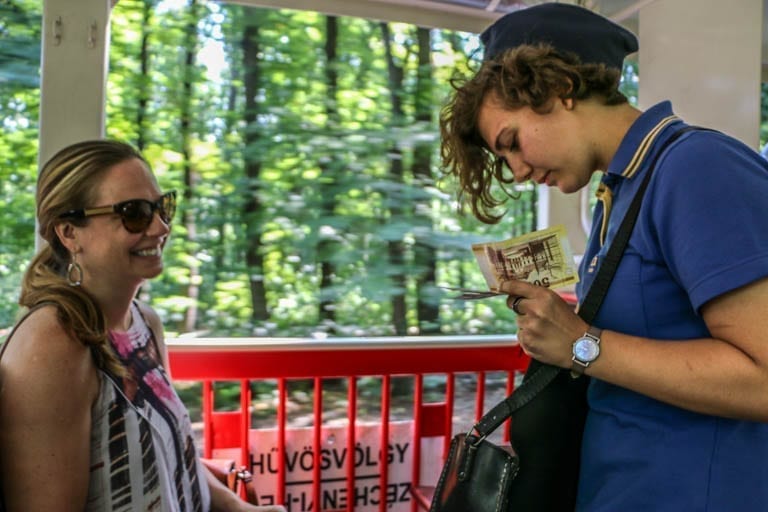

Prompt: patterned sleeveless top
xmin=86 ymin=301 xmax=210 ymax=511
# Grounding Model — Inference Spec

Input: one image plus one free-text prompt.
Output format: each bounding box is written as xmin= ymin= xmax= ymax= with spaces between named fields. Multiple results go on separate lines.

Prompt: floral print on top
xmin=86 ymin=301 xmax=210 ymax=511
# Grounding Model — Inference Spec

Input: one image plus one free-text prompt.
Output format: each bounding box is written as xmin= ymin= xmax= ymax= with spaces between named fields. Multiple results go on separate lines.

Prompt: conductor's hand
xmin=499 ymin=280 xmax=588 ymax=368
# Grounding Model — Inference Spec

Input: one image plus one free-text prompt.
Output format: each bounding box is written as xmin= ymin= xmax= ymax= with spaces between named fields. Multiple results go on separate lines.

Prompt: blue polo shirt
xmin=575 ymin=101 xmax=768 ymax=511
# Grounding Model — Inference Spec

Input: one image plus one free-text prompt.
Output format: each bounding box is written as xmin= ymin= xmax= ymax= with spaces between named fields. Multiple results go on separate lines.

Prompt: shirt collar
xmin=606 ymin=101 xmax=682 ymax=178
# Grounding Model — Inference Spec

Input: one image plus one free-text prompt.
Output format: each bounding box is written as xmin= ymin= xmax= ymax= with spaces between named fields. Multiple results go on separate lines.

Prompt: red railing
xmin=168 ymin=335 xmax=529 ymax=512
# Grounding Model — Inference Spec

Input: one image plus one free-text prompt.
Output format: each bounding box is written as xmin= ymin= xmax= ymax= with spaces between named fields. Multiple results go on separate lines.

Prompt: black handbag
xmin=430 ymin=126 xmax=697 ymax=512
xmin=428 ymin=357 xmax=587 ymax=512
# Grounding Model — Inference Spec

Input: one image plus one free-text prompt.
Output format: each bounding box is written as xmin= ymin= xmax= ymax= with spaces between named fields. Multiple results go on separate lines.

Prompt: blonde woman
xmin=0 ymin=140 xmax=284 ymax=512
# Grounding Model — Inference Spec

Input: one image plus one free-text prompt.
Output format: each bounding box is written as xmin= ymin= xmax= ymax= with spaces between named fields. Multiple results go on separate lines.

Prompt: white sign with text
xmin=213 ymin=420 xmax=443 ymax=512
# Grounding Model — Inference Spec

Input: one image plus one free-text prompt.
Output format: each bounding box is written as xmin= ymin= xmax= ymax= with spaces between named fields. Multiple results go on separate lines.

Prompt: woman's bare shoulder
xmin=0 ymin=305 xmax=99 ymax=510
xmin=1 ymin=305 xmax=99 ymax=396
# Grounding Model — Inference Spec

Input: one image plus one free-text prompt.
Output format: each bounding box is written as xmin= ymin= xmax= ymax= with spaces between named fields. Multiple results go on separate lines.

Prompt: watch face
xmin=574 ymin=338 xmax=599 ymax=362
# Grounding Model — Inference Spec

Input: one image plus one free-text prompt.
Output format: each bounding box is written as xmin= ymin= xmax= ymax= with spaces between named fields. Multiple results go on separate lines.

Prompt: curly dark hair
xmin=440 ymin=44 xmax=628 ymax=224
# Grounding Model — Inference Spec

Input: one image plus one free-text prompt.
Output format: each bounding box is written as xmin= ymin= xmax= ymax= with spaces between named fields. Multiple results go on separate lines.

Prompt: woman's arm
xmin=0 ymin=306 xmax=100 ymax=510
xmin=499 ymin=276 xmax=768 ymax=422
xmin=204 ymin=465 xmax=286 ymax=512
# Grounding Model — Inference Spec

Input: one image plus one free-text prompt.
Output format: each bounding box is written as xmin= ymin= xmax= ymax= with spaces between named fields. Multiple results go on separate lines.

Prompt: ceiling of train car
xmin=222 ymin=0 xmax=648 ymax=35
xmin=221 ymin=0 xmax=767 ymax=76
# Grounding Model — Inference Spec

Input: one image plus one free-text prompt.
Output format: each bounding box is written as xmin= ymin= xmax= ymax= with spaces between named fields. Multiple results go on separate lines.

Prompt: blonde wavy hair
xmin=440 ymin=44 xmax=628 ymax=224
xmin=20 ymin=140 xmax=149 ymax=376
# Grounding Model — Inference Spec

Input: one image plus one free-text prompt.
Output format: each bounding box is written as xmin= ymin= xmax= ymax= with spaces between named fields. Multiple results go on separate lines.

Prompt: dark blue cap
xmin=481 ymin=3 xmax=638 ymax=69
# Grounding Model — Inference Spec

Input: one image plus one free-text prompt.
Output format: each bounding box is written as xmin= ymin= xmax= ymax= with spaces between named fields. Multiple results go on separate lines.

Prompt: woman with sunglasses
xmin=440 ymin=4 xmax=768 ymax=512
xmin=0 ymin=140 xmax=285 ymax=512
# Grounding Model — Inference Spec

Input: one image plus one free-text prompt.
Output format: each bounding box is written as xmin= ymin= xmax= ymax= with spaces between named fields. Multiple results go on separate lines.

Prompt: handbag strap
xmin=473 ymin=125 xmax=700 ymax=437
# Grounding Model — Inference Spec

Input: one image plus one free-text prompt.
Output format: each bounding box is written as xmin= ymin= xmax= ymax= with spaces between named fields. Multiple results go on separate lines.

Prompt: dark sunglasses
xmin=60 ymin=190 xmax=177 ymax=234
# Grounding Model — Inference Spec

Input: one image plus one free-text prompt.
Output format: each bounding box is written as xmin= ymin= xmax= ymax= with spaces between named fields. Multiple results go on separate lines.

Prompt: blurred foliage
xmin=0 ymin=0 xmax=40 ymax=327
xmin=0 ymin=0 xmax=40 ymax=88
xmin=0 ymin=1 xmax=534 ymax=339
xmin=2 ymin=2 xmax=765 ymax=420
xmin=5 ymin=2 xmax=757 ymax=347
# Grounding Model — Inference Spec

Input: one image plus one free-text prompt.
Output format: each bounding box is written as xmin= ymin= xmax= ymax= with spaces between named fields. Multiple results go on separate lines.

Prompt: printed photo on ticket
xmin=471 ymin=224 xmax=579 ymax=291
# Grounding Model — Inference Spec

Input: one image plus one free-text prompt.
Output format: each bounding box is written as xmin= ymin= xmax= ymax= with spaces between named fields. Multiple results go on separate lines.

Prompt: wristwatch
xmin=571 ymin=326 xmax=603 ymax=376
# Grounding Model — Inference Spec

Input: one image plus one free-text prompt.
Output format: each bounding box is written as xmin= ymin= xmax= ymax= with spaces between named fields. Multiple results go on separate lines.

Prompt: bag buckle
xmin=466 ymin=425 xmax=486 ymax=448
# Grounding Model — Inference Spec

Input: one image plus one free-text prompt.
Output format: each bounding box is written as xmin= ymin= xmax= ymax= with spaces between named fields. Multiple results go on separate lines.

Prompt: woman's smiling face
xmin=476 ymin=92 xmax=598 ymax=194
xmin=69 ymin=158 xmax=171 ymax=291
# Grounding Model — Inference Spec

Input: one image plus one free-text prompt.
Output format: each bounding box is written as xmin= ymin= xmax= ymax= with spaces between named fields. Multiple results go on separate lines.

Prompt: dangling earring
xmin=67 ymin=259 xmax=83 ymax=287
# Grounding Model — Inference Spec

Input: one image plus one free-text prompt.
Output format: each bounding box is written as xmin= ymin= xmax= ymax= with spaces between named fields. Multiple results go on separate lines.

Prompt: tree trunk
xmin=241 ymin=8 xmax=270 ymax=323
xmin=380 ymin=22 xmax=407 ymax=336
xmin=318 ymin=15 xmax=340 ymax=332
xmin=412 ymin=27 xmax=439 ymax=334
xmin=181 ymin=0 xmax=200 ymax=333
xmin=135 ymin=0 xmax=153 ymax=152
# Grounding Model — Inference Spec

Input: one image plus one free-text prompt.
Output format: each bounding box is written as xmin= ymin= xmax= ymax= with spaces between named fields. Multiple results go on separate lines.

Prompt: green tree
xmin=412 ymin=26 xmax=439 ymax=334
xmin=317 ymin=15 xmax=341 ymax=333
xmin=0 ymin=0 xmax=40 ymax=327
xmin=240 ymin=7 xmax=269 ymax=324
xmin=379 ymin=21 xmax=408 ymax=335
xmin=1 ymin=2 xmax=534 ymax=339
